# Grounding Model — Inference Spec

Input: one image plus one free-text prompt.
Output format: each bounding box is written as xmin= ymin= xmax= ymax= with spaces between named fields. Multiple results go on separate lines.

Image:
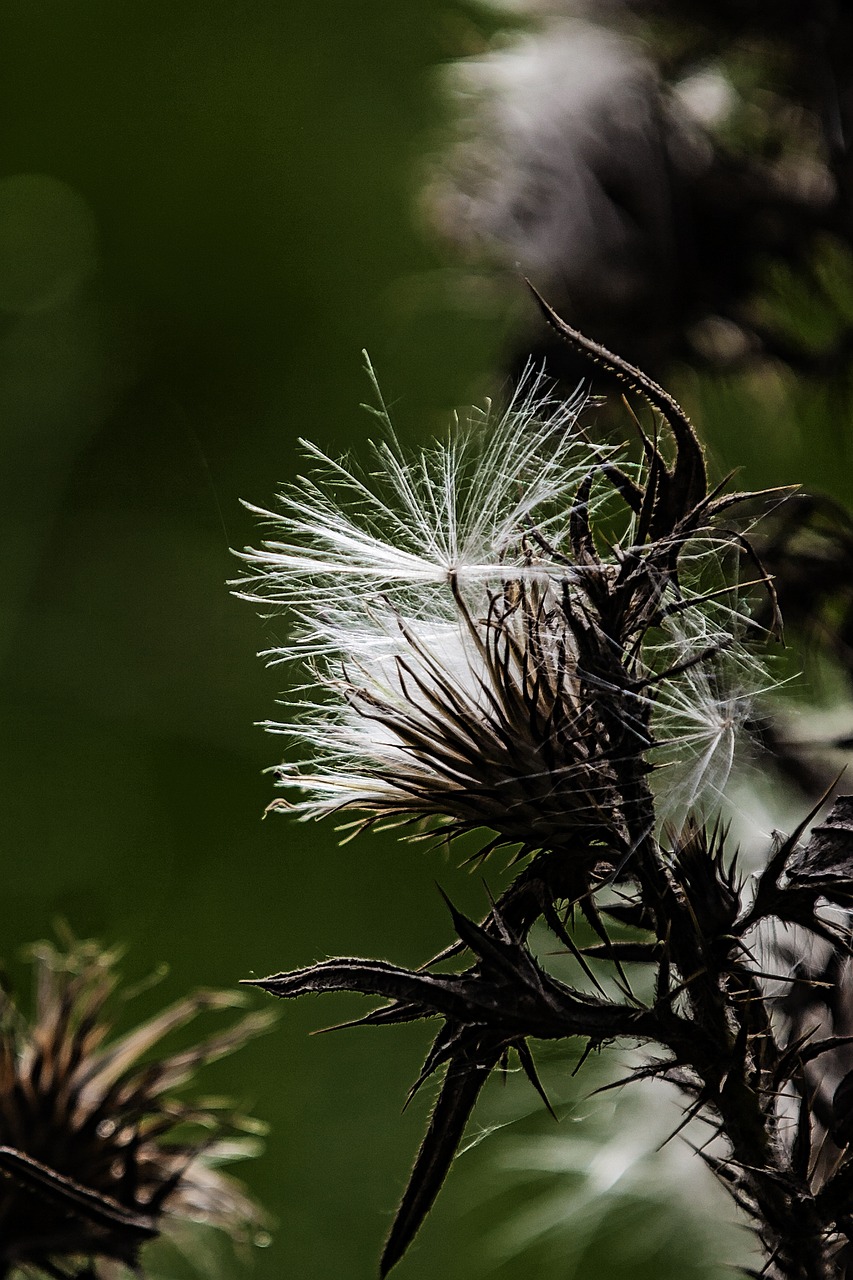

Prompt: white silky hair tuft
xmin=236 ymin=357 xmax=600 ymax=620
xmin=238 ymin=361 xmax=769 ymax=844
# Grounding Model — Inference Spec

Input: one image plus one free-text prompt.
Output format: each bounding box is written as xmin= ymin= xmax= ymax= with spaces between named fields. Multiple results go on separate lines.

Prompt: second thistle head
xmin=0 ymin=934 xmax=273 ymax=1280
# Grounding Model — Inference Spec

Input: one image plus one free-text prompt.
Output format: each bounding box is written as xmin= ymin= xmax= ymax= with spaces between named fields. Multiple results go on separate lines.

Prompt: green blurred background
xmin=0 ymin=3 xmax=840 ymax=1278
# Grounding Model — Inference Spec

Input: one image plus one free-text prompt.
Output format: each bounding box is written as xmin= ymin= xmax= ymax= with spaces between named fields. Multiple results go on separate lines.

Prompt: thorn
xmin=516 ymin=1040 xmax=558 ymax=1120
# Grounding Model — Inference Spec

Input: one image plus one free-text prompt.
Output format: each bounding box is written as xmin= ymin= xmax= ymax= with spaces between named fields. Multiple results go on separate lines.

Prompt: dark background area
xmin=0 ymin=4 xmax=841 ymax=1278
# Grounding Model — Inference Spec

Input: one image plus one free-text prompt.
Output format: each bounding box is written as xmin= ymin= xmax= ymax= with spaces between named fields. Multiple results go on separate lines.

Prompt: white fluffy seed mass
xmin=236 ymin=360 xmax=767 ymax=851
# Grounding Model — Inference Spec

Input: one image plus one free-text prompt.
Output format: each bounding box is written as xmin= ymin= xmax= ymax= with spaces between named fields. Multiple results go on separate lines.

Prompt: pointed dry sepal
xmin=380 ymin=1033 xmax=501 ymax=1277
xmin=526 ymin=279 xmax=707 ymax=534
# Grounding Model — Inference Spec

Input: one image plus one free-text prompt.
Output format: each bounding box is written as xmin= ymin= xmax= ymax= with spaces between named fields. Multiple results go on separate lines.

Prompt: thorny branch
xmin=245 ymin=307 xmax=853 ymax=1278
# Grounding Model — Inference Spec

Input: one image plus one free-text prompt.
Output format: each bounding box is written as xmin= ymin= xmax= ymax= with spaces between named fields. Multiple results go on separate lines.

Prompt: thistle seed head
xmin=239 ymin=358 xmax=770 ymax=860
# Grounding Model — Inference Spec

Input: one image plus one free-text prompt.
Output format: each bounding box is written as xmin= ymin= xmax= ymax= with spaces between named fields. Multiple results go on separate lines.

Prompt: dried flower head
xmin=238 ymin=332 xmax=770 ymax=864
xmin=0 ymin=934 xmax=273 ymax=1280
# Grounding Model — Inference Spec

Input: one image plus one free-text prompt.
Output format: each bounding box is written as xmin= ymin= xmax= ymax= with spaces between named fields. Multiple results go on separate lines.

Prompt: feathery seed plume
xmin=238 ymin=354 xmax=767 ymax=860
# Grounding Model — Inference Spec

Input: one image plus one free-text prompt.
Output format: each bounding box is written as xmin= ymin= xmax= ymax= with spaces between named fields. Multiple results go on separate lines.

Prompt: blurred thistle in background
xmin=0 ymin=933 xmax=273 ymax=1279
xmin=426 ymin=1 xmax=853 ymax=381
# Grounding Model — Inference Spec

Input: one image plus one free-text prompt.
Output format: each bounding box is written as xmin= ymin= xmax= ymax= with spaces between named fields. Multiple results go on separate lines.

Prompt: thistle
xmin=241 ymin=300 xmax=853 ymax=1280
xmin=237 ymin=297 xmax=767 ymax=857
xmin=0 ymin=933 xmax=273 ymax=1280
